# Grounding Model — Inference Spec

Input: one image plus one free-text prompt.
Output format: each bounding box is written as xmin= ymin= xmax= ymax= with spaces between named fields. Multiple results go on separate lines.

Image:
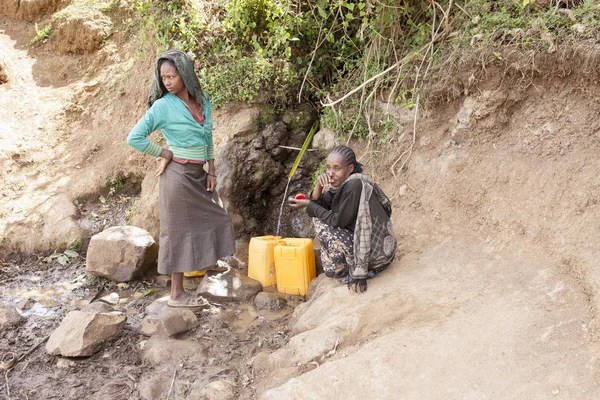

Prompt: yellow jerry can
xmin=183 ymin=270 xmax=206 ymax=278
xmin=248 ymin=235 xmax=282 ymax=287
xmin=274 ymin=238 xmax=316 ymax=296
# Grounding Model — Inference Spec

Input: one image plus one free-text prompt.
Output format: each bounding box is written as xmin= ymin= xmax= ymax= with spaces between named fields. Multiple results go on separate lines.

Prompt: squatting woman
xmin=290 ymin=145 xmax=396 ymax=292
xmin=127 ymin=50 xmax=235 ymax=307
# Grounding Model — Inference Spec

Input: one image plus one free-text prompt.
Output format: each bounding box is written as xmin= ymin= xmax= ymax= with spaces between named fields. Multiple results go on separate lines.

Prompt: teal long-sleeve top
xmin=127 ymin=92 xmax=214 ymax=161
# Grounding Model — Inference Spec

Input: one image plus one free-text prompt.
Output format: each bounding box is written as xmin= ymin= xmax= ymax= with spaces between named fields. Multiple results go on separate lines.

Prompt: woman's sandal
xmin=167 ymin=292 xmax=209 ymax=308
xmin=1 ymin=352 xmax=17 ymax=371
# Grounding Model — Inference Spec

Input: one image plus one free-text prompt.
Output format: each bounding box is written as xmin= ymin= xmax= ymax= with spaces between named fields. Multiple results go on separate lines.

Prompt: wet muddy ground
xmin=0 ymin=253 xmax=299 ymax=399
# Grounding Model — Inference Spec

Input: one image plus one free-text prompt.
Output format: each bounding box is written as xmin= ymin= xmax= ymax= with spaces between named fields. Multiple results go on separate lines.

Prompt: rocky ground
xmin=0 ymin=248 xmax=299 ymax=400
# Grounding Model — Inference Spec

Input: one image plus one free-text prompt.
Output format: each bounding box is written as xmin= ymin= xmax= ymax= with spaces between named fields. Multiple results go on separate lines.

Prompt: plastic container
xmin=248 ymin=235 xmax=282 ymax=287
xmin=274 ymin=238 xmax=316 ymax=296
xmin=183 ymin=270 xmax=206 ymax=278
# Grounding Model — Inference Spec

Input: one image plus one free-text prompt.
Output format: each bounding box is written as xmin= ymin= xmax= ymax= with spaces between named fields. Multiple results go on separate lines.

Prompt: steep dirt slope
xmin=254 ymin=76 xmax=600 ymax=398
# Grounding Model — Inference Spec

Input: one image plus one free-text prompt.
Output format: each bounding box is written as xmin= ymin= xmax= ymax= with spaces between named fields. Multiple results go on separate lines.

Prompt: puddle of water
xmin=17 ymin=302 xmax=59 ymax=318
xmin=230 ymin=303 xmax=291 ymax=339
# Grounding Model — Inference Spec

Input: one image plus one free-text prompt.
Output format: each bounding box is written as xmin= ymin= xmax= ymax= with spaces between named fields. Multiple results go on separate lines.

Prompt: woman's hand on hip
xmin=155 ymin=157 xmax=171 ymax=177
xmin=206 ymin=174 xmax=217 ymax=192
xmin=155 ymin=148 xmax=173 ymax=177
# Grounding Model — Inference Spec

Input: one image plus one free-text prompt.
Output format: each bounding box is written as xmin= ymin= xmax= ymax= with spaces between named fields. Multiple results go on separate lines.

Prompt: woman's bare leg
xmin=170 ymin=272 xmax=185 ymax=300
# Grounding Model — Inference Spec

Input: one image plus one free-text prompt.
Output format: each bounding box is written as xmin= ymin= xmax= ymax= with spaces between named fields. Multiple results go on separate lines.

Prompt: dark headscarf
xmin=148 ymin=50 xmax=205 ymax=108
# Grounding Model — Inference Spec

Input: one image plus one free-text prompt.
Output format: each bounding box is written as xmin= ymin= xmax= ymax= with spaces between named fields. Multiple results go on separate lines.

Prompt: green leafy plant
xmin=43 ymin=239 xmax=82 ymax=265
xmin=32 ymin=23 xmax=52 ymax=44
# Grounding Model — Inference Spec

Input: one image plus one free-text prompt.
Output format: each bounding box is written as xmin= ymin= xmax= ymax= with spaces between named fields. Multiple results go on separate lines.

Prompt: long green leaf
xmin=288 ymin=121 xmax=319 ymax=179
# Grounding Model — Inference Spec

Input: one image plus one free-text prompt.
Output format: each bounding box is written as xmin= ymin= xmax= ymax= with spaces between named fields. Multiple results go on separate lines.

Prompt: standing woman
xmin=290 ymin=146 xmax=396 ymax=293
xmin=127 ymin=50 xmax=235 ymax=307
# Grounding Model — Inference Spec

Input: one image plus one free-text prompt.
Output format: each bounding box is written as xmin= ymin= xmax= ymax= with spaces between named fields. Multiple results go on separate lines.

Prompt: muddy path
xmin=0 ymin=19 xmax=86 ymax=256
xmin=0 ymin=252 xmax=297 ymax=399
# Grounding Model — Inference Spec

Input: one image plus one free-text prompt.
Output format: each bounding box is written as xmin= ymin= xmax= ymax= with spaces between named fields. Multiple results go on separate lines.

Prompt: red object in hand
xmin=295 ymin=194 xmax=306 ymax=200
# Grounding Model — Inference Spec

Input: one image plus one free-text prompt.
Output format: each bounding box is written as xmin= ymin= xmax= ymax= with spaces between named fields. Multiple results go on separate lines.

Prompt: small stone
xmin=155 ymin=275 xmax=171 ymax=288
xmin=398 ymin=185 xmax=408 ymax=196
xmin=16 ymin=297 xmax=35 ymax=311
xmin=141 ymin=337 xmax=206 ymax=366
xmin=0 ymin=306 xmax=23 ymax=330
xmin=197 ymin=380 xmax=236 ymax=400
xmin=46 ymin=311 xmax=127 ymax=357
xmin=197 ymin=266 xmax=262 ymax=302
xmin=572 ymin=23 xmax=585 ymax=34
xmin=99 ymin=293 xmax=120 ymax=305
xmin=139 ymin=297 xmax=198 ymax=337
xmin=93 ymin=380 xmax=134 ymax=400
xmin=56 ymin=358 xmax=76 ymax=369
xmin=81 ymin=302 xmax=115 ymax=314
xmin=86 ymin=226 xmax=158 ymax=282
xmin=139 ymin=370 xmax=175 ymax=400
xmin=254 ymin=292 xmax=287 ymax=311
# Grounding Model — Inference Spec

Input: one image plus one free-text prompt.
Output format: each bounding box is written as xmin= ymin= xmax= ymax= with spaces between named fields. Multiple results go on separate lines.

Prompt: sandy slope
xmin=256 ymin=82 xmax=600 ymax=398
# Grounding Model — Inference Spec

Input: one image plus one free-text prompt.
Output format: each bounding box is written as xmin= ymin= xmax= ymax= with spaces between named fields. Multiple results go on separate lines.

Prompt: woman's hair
xmin=329 ymin=145 xmax=363 ymax=174
xmin=147 ymin=50 xmax=206 ymax=108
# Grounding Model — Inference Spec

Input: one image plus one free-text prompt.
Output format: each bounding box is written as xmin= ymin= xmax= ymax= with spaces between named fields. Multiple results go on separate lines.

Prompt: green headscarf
xmin=148 ymin=50 xmax=205 ymax=108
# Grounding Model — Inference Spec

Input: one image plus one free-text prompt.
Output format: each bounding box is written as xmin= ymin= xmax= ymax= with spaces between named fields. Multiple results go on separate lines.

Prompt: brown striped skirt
xmin=158 ymin=160 xmax=235 ymax=274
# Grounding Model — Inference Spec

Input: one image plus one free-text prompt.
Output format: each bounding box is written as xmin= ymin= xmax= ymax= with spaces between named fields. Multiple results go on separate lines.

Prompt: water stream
xmin=276 ymin=177 xmax=291 ymax=236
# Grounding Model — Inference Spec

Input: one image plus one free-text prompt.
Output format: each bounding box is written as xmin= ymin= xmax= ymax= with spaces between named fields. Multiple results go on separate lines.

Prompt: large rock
xmin=141 ymin=336 xmax=206 ymax=366
xmin=197 ymin=267 xmax=262 ymax=302
xmin=311 ymin=127 xmax=337 ymax=150
xmin=254 ymin=292 xmax=287 ymax=311
xmin=139 ymin=297 xmax=198 ymax=337
xmin=86 ymin=225 xmax=158 ymax=282
xmin=129 ymin=174 xmax=160 ymax=241
xmin=0 ymin=306 xmax=23 ymax=330
xmin=46 ymin=311 xmax=126 ymax=357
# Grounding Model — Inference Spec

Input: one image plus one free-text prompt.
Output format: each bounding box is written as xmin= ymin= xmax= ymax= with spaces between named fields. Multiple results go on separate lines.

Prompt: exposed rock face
xmin=197 ymin=267 xmax=262 ymax=302
xmin=86 ymin=226 xmax=158 ymax=282
xmin=139 ymin=297 xmax=198 ymax=337
xmin=0 ymin=306 xmax=23 ymax=330
xmin=46 ymin=311 xmax=127 ymax=357
xmin=214 ymin=103 xmax=321 ymax=238
xmin=254 ymin=292 xmax=288 ymax=311
xmin=141 ymin=336 xmax=206 ymax=366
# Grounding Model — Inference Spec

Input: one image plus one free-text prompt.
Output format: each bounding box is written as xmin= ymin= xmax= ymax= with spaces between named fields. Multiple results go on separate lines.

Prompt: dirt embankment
xmin=253 ymin=63 xmax=600 ymax=397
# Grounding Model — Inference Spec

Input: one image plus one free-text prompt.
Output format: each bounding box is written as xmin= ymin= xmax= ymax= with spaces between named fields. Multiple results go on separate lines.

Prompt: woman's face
xmin=326 ymin=153 xmax=354 ymax=187
xmin=160 ymin=61 xmax=186 ymax=97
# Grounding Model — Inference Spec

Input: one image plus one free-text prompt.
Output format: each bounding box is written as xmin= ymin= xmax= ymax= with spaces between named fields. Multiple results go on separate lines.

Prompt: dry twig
xmin=5 ymin=370 xmax=11 ymax=399
xmin=166 ymin=369 xmax=177 ymax=399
